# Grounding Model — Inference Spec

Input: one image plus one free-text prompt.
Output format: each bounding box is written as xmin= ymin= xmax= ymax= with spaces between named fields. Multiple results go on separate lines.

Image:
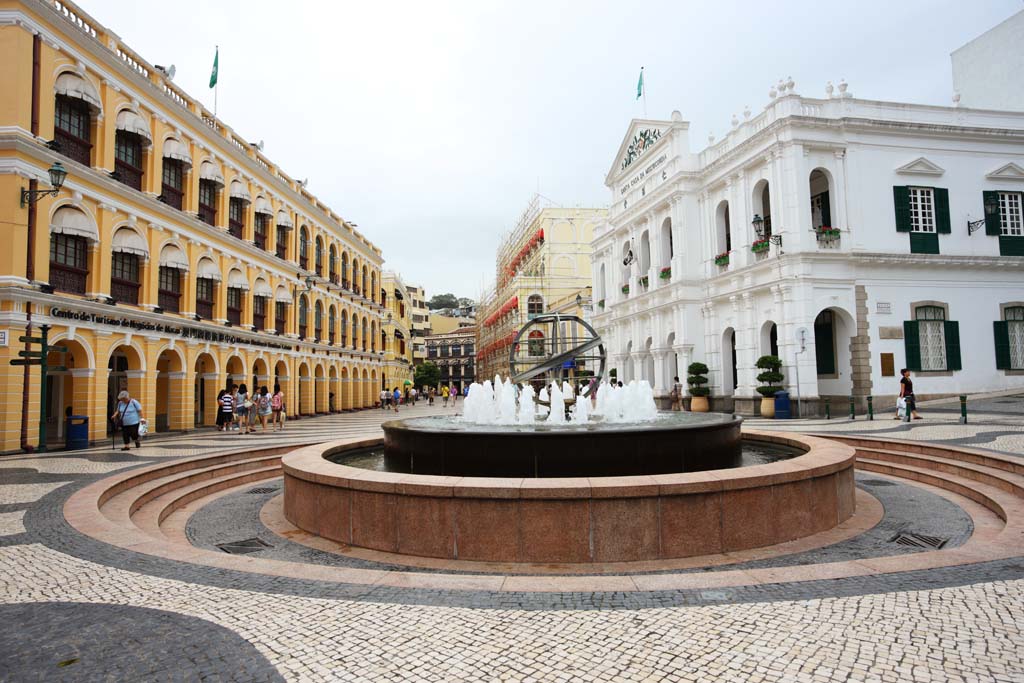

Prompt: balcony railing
xmin=160 ymin=185 xmax=183 ymax=211
xmin=198 ymin=204 xmax=216 ymax=226
xmin=276 ymin=240 xmax=287 ymax=259
xmin=54 ymin=129 xmax=91 ymax=166
xmin=299 ymin=324 xmax=307 ymax=339
xmin=196 ymin=300 xmax=214 ymax=320
xmin=299 ymin=255 xmax=309 ymax=270
xmin=254 ymin=231 xmax=267 ymax=250
xmin=111 ymin=279 xmax=139 ymax=305
xmin=227 ymin=307 xmax=241 ymax=326
xmin=253 ymin=312 xmax=266 ymax=331
xmin=275 ymin=317 xmax=286 ymax=335
xmin=158 ymin=290 xmax=180 ymax=313
xmin=114 ymin=161 xmax=143 ymax=191
xmin=228 ymin=220 xmax=244 ymax=239
xmin=49 ymin=263 xmax=87 ymax=295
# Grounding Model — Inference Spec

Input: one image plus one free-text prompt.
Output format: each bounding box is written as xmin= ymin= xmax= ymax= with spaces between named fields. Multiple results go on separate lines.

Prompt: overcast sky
xmin=80 ymin=0 xmax=1020 ymax=299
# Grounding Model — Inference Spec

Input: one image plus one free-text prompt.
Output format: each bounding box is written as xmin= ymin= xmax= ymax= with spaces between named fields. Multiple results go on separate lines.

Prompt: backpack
xmin=271 ymin=393 xmax=283 ymax=410
xmin=259 ymin=395 xmax=271 ymax=411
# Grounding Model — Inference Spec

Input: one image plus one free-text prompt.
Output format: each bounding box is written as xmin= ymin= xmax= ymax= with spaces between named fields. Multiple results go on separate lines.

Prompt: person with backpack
xmin=256 ymin=386 xmax=273 ymax=432
xmin=271 ymin=384 xmax=286 ymax=431
xmin=110 ymin=390 xmax=144 ymax=451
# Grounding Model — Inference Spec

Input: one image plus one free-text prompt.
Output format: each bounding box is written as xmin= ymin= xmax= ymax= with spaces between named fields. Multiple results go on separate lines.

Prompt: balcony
xmin=228 ymin=220 xmax=244 ymax=240
xmin=110 ymin=279 xmax=139 ymax=305
xmin=254 ymin=232 xmax=267 ymax=250
xmin=253 ymin=312 xmax=266 ymax=331
xmin=227 ymin=307 xmax=242 ymax=326
xmin=275 ymin=240 xmax=287 ymax=259
xmin=198 ymin=203 xmax=216 ymax=227
xmin=196 ymin=300 xmax=214 ymax=320
xmin=49 ymin=263 xmax=87 ymax=295
xmin=275 ymin=317 xmax=286 ymax=335
xmin=160 ymin=185 xmax=183 ymax=211
xmin=114 ymin=160 xmax=143 ymax=191
xmin=158 ymin=290 xmax=180 ymax=313
xmin=54 ymin=129 xmax=91 ymax=166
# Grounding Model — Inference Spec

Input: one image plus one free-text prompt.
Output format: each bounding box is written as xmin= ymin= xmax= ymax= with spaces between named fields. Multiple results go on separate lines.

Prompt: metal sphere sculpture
xmin=508 ymin=314 xmax=606 ymax=402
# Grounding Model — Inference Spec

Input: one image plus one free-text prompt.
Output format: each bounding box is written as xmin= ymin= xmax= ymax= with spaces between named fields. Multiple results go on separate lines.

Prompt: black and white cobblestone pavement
xmin=2 ymin=395 xmax=1024 ymax=681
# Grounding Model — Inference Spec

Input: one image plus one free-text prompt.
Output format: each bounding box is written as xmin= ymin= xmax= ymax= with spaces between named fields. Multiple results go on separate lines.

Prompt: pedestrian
xmin=428 ymin=386 xmax=435 ymax=405
xmin=229 ymin=383 xmax=240 ymax=431
xmin=449 ymin=384 xmax=457 ymax=405
xmin=216 ymin=388 xmax=233 ymax=431
xmin=671 ymin=376 xmax=684 ymax=411
xmin=392 ymin=386 xmax=401 ymax=413
xmin=380 ymin=388 xmax=389 ymax=410
xmin=236 ymin=383 xmax=252 ymax=434
xmin=256 ymin=386 xmax=272 ymax=432
xmin=441 ymin=384 xmax=450 ymax=407
xmin=271 ymin=384 xmax=285 ymax=431
xmin=896 ymin=368 xmax=922 ymax=420
xmin=110 ymin=390 xmax=144 ymax=451
xmin=410 ymin=387 xmax=418 ymax=404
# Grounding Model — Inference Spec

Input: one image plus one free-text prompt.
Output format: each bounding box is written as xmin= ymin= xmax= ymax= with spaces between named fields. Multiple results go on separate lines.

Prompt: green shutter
xmin=944 ymin=320 xmax=961 ymax=371
xmin=893 ymin=186 xmax=911 ymax=232
xmin=983 ymin=191 xmax=1002 ymax=236
xmin=994 ymin=321 xmax=1011 ymax=370
xmin=821 ymin=191 xmax=832 ymax=228
xmin=910 ymin=232 xmax=940 ymax=254
xmin=903 ymin=321 xmax=921 ymax=371
xmin=934 ymin=188 xmax=951 ymax=234
xmin=999 ymin=236 xmax=1024 ymax=256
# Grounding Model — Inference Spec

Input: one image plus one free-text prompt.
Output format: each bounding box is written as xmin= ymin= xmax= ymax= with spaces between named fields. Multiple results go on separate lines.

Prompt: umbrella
xmin=403 ymin=380 xmax=413 ymax=385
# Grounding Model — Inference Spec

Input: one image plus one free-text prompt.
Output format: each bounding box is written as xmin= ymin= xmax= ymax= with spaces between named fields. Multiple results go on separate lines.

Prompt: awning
xmin=275 ymin=286 xmax=291 ymax=303
xmin=162 ymin=138 xmax=192 ymax=167
xmin=253 ymin=278 xmax=273 ymax=298
xmin=159 ymin=244 xmax=189 ymax=271
xmin=115 ymin=109 xmax=152 ymax=144
xmin=227 ymin=268 xmax=249 ymax=291
xmin=110 ymin=227 xmax=149 ymax=258
xmin=196 ymin=257 xmax=221 ymax=282
xmin=253 ymin=196 xmax=272 ymax=215
xmin=199 ymin=160 xmax=225 ymax=187
xmin=54 ymin=72 xmax=101 ymax=111
xmin=49 ymin=206 xmax=98 ymax=242
xmin=229 ymin=179 xmax=250 ymax=203
xmin=276 ymin=209 xmax=294 ymax=228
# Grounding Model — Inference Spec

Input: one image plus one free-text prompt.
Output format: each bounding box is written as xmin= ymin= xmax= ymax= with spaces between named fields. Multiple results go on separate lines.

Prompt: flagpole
xmin=214 ymin=45 xmax=218 ymax=117
xmin=642 ymin=67 xmax=647 ymax=118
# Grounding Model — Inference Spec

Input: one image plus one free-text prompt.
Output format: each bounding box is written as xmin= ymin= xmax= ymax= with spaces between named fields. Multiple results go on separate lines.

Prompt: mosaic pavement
xmin=2 ymin=394 xmax=1024 ymax=681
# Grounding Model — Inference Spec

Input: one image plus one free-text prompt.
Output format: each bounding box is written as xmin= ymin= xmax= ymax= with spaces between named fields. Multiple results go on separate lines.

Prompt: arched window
xmin=49 ymin=207 xmax=96 ymax=295
xmin=371 ymin=321 xmax=377 ymax=352
xmin=639 ymin=230 xmax=651 ymax=275
xmin=527 ymin=294 xmax=544 ymax=318
xmin=351 ymin=259 xmax=360 ymax=294
xmin=361 ymin=318 xmax=368 ymax=351
xmin=298 ymin=295 xmax=309 ymax=339
xmin=315 ymin=237 xmax=324 ymax=275
xmin=299 ymin=227 xmax=309 ymax=270
xmin=329 ymin=245 xmax=338 ymax=284
xmin=351 ymin=315 xmax=359 ymax=349
xmin=370 ymin=272 xmax=377 ymax=303
xmin=809 ymin=169 xmax=832 ymax=230
xmin=340 ymin=309 xmax=348 ymax=346
xmin=362 ymin=266 xmax=368 ymax=297
xmin=110 ymin=227 xmax=147 ymax=306
xmin=660 ymin=217 xmax=673 ymax=267
xmin=314 ymin=301 xmax=323 ymax=341
xmin=328 ymin=306 xmax=336 ymax=344
xmin=716 ymin=200 xmax=731 ymax=256
xmin=528 ymin=330 xmax=545 ymax=357
xmin=341 ymin=252 xmax=349 ymax=288
xmin=54 ymin=73 xmax=98 ymax=166
xmin=114 ymin=109 xmax=149 ymax=191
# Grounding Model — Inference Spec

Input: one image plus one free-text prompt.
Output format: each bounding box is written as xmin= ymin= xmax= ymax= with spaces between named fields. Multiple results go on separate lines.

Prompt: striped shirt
xmin=219 ymin=393 xmax=234 ymax=413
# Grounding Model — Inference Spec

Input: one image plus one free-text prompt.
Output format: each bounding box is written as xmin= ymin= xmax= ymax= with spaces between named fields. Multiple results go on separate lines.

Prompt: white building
xmin=952 ymin=9 xmax=1024 ymax=112
xmin=591 ymin=81 xmax=1024 ymax=415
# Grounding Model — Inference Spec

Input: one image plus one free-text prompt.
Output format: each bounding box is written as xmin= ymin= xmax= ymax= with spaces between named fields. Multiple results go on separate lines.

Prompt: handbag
xmin=896 ymin=397 xmax=907 ymax=418
xmin=243 ymin=399 xmax=254 ymax=409
xmin=138 ymin=419 xmax=149 ymax=437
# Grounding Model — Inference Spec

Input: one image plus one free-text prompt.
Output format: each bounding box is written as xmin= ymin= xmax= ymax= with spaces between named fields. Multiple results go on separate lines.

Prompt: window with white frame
xmin=999 ymin=192 xmax=1023 ymax=237
xmin=909 ymin=187 xmax=935 ymax=233
xmin=916 ymin=305 xmax=946 ymax=371
xmin=1008 ymin=306 xmax=1024 ymax=370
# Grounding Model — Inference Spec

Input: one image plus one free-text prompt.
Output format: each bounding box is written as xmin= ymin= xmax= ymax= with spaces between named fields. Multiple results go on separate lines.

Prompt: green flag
xmin=209 ymin=47 xmax=218 ymax=89
xmin=636 ymin=67 xmax=643 ymax=100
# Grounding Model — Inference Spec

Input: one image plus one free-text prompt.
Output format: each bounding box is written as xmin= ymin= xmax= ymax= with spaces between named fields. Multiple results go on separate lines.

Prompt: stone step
xmin=853 ymin=446 xmax=1024 ymax=501
xmin=819 ymin=433 xmax=1024 ymax=477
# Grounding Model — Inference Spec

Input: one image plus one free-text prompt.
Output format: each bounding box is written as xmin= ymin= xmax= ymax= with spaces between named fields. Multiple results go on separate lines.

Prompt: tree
xmin=427 ymin=293 xmax=459 ymax=310
xmin=457 ymin=297 xmax=475 ymax=308
xmin=414 ymin=362 xmax=441 ymax=389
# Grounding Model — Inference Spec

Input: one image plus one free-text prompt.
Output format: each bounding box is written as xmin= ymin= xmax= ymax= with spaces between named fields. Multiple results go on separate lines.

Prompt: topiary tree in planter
xmin=755 ymin=355 xmax=784 ymax=417
xmin=687 ymin=361 xmax=710 ymax=412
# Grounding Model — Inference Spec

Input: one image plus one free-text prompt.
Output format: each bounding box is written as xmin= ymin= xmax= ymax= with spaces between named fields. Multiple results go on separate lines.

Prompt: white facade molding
xmin=895 ymin=156 xmax=946 ymax=177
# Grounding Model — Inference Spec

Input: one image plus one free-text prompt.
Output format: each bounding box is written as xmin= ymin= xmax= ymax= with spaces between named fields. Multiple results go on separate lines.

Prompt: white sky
xmin=79 ymin=0 xmax=1021 ymax=300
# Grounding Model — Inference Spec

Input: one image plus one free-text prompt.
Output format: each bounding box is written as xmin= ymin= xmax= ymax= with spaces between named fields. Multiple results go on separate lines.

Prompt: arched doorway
xmin=329 ymin=366 xmax=339 ymax=412
xmin=643 ymin=337 xmax=655 ymax=386
xmin=722 ymin=328 xmax=737 ymax=396
xmin=106 ymin=344 xmax=144 ymax=435
xmin=361 ymin=368 xmax=370 ymax=408
xmin=225 ymin=355 xmax=245 ymax=392
xmin=44 ymin=337 xmax=92 ymax=444
xmin=298 ymin=362 xmax=312 ymax=416
xmin=340 ymin=366 xmax=350 ymax=410
xmin=155 ymin=347 xmax=186 ymax=432
xmin=194 ymin=352 xmax=218 ymax=427
xmin=314 ymin=364 xmax=327 ymax=414
xmin=814 ymin=307 xmax=854 ymax=398
xmin=252 ymin=357 xmax=269 ymax=395
xmin=273 ymin=359 xmax=289 ymax=412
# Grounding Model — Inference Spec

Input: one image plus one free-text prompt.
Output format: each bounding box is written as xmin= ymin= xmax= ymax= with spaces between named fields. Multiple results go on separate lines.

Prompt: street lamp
xmin=968 ymin=194 xmax=1001 ymax=235
xmin=752 ymin=213 xmax=783 ymax=251
xmin=20 ymin=162 xmax=68 ymax=207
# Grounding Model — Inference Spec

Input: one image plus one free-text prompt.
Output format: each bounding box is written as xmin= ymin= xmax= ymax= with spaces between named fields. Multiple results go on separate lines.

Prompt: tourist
xmin=671 ymin=376 xmax=684 ymax=411
xmin=380 ymin=388 xmax=389 ymax=410
xmin=896 ymin=368 xmax=921 ymax=420
xmin=256 ymin=386 xmax=272 ymax=432
xmin=271 ymin=384 xmax=285 ymax=431
xmin=428 ymin=386 xmax=435 ymax=405
xmin=450 ymin=384 xmax=457 ymax=405
xmin=229 ymin=383 xmax=240 ymax=431
xmin=410 ymin=387 xmax=418 ymax=404
xmin=392 ymin=386 xmax=401 ymax=413
xmin=441 ymin=384 xmax=449 ymax=407
xmin=236 ymin=383 xmax=251 ymax=434
xmin=216 ymin=389 xmax=232 ymax=431
xmin=110 ymin=390 xmax=144 ymax=451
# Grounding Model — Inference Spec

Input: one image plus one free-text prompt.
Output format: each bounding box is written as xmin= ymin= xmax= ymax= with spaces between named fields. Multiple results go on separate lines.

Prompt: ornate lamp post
xmin=20 ymin=162 xmax=68 ymax=207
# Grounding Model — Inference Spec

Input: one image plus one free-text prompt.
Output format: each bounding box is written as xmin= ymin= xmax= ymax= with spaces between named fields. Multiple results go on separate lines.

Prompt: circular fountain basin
xmin=282 ymin=429 xmax=856 ymax=565
xmin=382 ymin=413 xmax=742 ymax=477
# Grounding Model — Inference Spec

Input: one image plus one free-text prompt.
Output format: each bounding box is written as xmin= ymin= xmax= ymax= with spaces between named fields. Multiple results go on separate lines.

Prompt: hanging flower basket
xmin=621 ymin=284 xmax=630 ymax=294
xmin=659 ymin=267 xmax=671 ymax=280
xmin=714 ymin=252 xmax=730 ymax=267
xmin=751 ymin=239 xmax=770 ymax=253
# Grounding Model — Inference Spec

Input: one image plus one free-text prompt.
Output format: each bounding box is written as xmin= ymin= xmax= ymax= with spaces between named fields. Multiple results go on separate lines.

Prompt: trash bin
xmin=773 ymin=391 xmax=791 ymax=419
xmin=65 ymin=415 xmax=89 ymax=451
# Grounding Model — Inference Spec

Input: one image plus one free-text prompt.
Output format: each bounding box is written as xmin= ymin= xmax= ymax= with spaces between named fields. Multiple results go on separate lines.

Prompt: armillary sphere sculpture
xmin=508 ymin=314 xmax=606 ymax=405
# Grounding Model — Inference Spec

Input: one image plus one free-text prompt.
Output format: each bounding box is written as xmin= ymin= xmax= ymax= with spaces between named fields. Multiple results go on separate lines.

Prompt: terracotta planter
xmin=760 ymin=396 xmax=775 ymax=418
xmin=690 ymin=395 xmax=709 ymax=412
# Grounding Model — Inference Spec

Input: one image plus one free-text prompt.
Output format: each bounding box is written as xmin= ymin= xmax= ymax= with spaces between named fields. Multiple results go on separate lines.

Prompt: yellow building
xmin=0 ymin=0 xmax=386 ymax=452
xmin=477 ymin=196 xmax=605 ymax=379
xmin=428 ymin=313 xmax=475 ymax=336
xmin=406 ymin=283 xmax=428 ymax=364
xmin=381 ymin=272 xmax=414 ymax=392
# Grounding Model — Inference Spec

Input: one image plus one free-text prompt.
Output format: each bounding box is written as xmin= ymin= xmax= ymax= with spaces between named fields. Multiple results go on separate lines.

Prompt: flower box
xmin=621 ymin=284 xmax=630 ymax=295
xmin=659 ymin=267 xmax=671 ymax=280
xmin=816 ymin=226 xmax=841 ymax=242
xmin=714 ymin=252 xmax=730 ymax=267
xmin=751 ymin=239 xmax=770 ymax=253
xmin=639 ymin=276 xmax=649 ymax=288
xmin=597 ymin=299 xmax=605 ymax=309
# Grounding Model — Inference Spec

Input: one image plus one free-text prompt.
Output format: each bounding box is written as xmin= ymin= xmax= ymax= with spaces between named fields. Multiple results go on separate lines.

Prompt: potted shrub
xmin=815 ymin=226 xmax=841 ymax=243
xmin=659 ymin=266 xmax=671 ymax=280
xmin=597 ymin=299 xmax=605 ymax=309
xmin=714 ymin=252 xmax=730 ymax=267
xmin=755 ymin=355 xmax=784 ymax=418
xmin=621 ymin=284 xmax=630 ymax=295
xmin=687 ymin=361 xmax=710 ymax=412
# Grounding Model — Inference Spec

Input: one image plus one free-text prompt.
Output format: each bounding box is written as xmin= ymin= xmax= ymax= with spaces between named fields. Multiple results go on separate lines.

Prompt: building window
xmin=54 ymin=95 xmax=92 ymax=166
xmin=314 ymin=303 xmax=323 ymax=341
xmin=328 ymin=309 xmax=336 ymax=344
xmin=905 ymin=305 xmax=960 ymax=373
xmin=255 ymin=213 xmax=269 ymax=251
xmin=528 ymin=294 xmax=543 ymax=318
xmin=299 ymin=229 xmax=309 ymax=270
xmin=275 ymin=301 xmax=287 ymax=334
xmin=341 ymin=312 xmax=348 ymax=346
xmin=451 ymin=344 xmax=461 ymax=357
xmin=298 ymin=297 xmax=309 ymax=339
xmin=49 ymin=233 xmax=88 ymax=295
xmin=227 ymin=287 xmax=243 ymax=325
xmin=528 ymin=330 xmax=545 ymax=357
xmin=228 ymin=198 xmax=245 ymax=239
xmin=198 ymin=180 xmax=217 ymax=226
xmin=273 ymin=220 xmax=286 ymax=257
xmin=329 ymin=247 xmax=338 ymax=284
xmin=161 ymin=159 xmax=184 ymax=210
xmin=428 ymin=345 xmax=437 ymax=358
xmin=158 ymin=266 xmax=181 ymax=312
xmin=114 ymin=131 xmax=143 ymax=190
xmin=110 ymin=252 xmax=140 ymax=305
xmin=995 ymin=306 xmax=1024 ymax=371
xmin=909 ymin=187 xmax=935 ymax=233
xmin=253 ymin=295 xmax=267 ymax=331
xmin=999 ymin=192 xmax=1023 ymax=237
xmin=196 ymin=278 xmax=215 ymax=319
xmin=315 ymin=238 xmax=324 ymax=276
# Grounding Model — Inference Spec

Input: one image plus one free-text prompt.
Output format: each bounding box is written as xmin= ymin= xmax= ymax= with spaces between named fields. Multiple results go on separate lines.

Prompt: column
xmin=652 ymin=348 xmax=669 ymax=395
xmin=735 ymin=292 xmax=758 ymax=397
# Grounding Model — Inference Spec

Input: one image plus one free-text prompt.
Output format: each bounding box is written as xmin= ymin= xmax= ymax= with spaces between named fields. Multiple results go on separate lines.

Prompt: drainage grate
xmin=861 ymin=479 xmax=897 ymax=487
xmin=246 ymin=487 xmax=278 ymax=495
xmin=216 ymin=538 xmax=271 ymax=554
xmin=889 ymin=532 xmax=947 ymax=550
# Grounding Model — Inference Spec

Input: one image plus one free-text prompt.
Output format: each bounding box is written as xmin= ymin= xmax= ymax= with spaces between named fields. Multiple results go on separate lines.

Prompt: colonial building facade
xmin=426 ymin=326 xmax=475 ymax=393
xmin=0 ymin=0 xmax=386 ymax=451
xmin=593 ymin=84 xmax=1024 ymax=415
xmin=381 ymin=271 xmax=414 ymax=391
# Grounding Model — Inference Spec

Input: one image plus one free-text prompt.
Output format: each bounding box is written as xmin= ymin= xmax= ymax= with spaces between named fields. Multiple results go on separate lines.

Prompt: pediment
xmin=895 ymin=157 xmax=945 ymax=177
xmin=986 ymin=162 xmax=1024 ymax=181
xmin=606 ymin=119 xmax=670 ymax=183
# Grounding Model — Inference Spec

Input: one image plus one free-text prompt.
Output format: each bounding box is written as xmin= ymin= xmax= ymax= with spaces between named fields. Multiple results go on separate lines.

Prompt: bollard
xmin=850 ymin=395 xmax=856 ymax=420
xmin=960 ymin=395 xmax=968 ymax=424
xmin=824 ymin=397 xmax=831 ymax=420
xmin=867 ymin=395 xmax=874 ymax=421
